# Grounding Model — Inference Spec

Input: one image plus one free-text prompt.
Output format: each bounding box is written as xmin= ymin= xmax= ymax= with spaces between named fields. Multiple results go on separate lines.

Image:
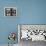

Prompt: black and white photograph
xmin=4 ymin=7 xmax=17 ymax=16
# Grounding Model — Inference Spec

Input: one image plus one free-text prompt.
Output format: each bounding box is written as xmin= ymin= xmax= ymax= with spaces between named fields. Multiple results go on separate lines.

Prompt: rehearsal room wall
xmin=0 ymin=0 xmax=46 ymax=46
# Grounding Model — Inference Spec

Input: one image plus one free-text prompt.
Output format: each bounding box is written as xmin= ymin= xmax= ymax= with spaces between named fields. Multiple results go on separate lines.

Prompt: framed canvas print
xmin=18 ymin=24 xmax=46 ymax=41
xmin=4 ymin=7 xmax=17 ymax=16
